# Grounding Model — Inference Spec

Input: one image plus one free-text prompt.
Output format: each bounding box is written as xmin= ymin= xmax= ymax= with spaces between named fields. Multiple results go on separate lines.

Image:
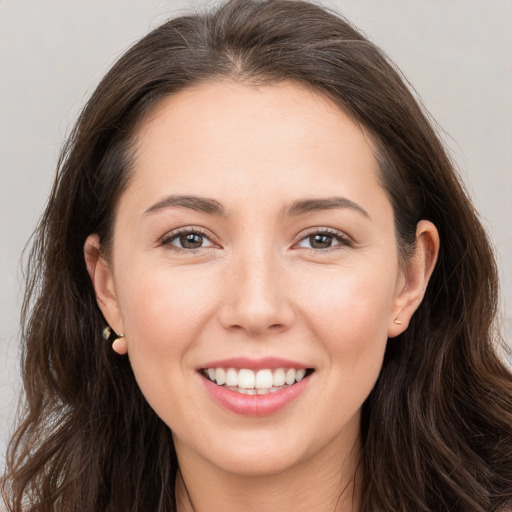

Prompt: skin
xmin=85 ymin=80 xmax=439 ymax=511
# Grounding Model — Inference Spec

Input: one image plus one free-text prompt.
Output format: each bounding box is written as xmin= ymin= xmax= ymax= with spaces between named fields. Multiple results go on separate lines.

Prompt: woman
xmin=2 ymin=0 xmax=511 ymax=510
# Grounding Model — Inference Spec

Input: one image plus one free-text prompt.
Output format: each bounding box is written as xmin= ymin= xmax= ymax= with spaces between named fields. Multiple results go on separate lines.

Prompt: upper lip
xmin=200 ymin=357 xmax=311 ymax=370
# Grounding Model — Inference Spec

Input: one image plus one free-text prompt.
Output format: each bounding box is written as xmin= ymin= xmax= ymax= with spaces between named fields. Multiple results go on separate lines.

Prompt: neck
xmin=175 ymin=434 xmax=362 ymax=512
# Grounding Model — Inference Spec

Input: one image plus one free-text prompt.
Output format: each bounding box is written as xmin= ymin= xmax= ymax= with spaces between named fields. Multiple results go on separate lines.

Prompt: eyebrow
xmin=144 ymin=194 xmax=227 ymax=217
xmin=284 ymin=197 xmax=370 ymax=219
xmin=143 ymin=194 xmax=369 ymax=219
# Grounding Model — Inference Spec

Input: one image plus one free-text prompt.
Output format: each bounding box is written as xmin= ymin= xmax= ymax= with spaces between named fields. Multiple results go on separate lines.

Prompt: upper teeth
xmin=205 ymin=367 xmax=307 ymax=389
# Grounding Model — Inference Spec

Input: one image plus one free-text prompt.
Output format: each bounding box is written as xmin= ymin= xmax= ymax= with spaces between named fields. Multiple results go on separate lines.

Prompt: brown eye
xmin=179 ymin=232 xmax=204 ymax=249
xmin=308 ymin=233 xmax=334 ymax=249
xmin=296 ymin=229 xmax=350 ymax=251
xmin=163 ymin=229 xmax=215 ymax=250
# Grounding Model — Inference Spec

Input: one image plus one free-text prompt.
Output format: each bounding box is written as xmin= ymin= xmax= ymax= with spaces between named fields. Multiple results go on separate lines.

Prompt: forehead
xmin=125 ymin=80 xmax=385 ymax=214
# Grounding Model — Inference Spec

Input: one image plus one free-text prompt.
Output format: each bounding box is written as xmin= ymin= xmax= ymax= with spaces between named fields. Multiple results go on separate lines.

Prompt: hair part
xmin=3 ymin=1 xmax=511 ymax=510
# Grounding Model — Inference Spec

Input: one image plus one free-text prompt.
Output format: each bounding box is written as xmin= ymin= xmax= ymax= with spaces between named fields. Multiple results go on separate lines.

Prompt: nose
xmin=218 ymin=248 xmax=296 ymax=336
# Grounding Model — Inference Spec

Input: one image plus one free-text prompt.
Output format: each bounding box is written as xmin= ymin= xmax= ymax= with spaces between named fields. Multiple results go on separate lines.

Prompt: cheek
xmin=115 ymin=261 xmax=217 ymax=366
xmin=303 ymin=264 xmax=394 ymax=334
xmin=299 ymin=265 xmax=395 ymax=377
xmin=113 ymin=262 xmax=220 ymax=424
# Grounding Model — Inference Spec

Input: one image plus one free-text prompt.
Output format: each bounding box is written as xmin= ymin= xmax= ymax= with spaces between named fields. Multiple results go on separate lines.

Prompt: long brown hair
xmin=3 ymin=0 xmax=511 ymax=510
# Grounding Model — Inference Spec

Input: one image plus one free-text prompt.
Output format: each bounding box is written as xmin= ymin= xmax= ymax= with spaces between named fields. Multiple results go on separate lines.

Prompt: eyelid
xmin=160 ymin=226 xmax=220 ymax=251
xmin=292 ymin=227 xmax=354 ymax=251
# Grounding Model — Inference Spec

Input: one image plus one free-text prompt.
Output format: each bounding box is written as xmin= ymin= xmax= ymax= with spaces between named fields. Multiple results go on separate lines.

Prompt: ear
xmin=84 ymin=234 xmax=127 ymax=354
xmin=388 ymin=220 xmax=439 ymax=337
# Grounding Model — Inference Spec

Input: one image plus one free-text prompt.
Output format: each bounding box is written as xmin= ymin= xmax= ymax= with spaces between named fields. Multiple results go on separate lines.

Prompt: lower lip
xmin=201 ymin=374 xmax=311 ymax=416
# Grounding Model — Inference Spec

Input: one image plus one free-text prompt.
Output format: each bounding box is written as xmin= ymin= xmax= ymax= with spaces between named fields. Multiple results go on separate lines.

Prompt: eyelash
xmin=160 ymin=227 xmax=353 ymax=254
xmin=161 ymin=227 xmax=216 ymax=253
xmin=294 ymin=227 xmax=353 ymax=253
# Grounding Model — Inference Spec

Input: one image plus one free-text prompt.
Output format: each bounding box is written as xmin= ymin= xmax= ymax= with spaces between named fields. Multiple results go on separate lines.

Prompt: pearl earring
xmin=102 ymin=326 xmax=126 ymax=350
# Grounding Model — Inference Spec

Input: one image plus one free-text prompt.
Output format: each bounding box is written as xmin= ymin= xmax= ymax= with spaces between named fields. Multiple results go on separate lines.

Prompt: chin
xmin=211 ymin=446 xmax=309 ymax=478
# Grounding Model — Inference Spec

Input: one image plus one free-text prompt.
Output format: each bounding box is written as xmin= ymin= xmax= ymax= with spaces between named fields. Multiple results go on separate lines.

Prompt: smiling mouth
xmin=201 ymin=367 xmax=315 ymax=395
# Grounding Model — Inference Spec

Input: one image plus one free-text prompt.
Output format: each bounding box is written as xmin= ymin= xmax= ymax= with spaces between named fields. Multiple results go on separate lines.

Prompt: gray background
xmin=1 ymin=0 xmax=511 ymax=468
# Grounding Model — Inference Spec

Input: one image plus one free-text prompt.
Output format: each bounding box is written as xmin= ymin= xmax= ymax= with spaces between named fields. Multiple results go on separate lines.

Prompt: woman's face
xmin=92 ymin=81 xmax=421 ymax=477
